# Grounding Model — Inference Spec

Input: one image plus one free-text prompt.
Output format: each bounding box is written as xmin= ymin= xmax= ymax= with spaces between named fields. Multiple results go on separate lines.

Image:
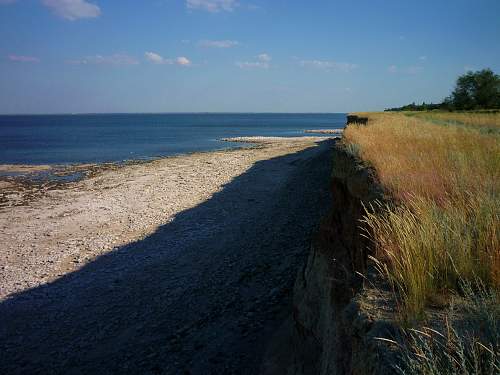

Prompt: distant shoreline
xmin=0 ymin=133 xmax=342 ymax=178
xmin=0 ymin=112 xmax=348 ymax=117
xmin=0 ymin=113 xmax=346 ymax=166
xmin=304 ymin=128 xmax=344 ymax=134
xmin=0 ymin=136 xmax=338 ymax=209
xmin=0 ymin=140 xmax=259 ymax=178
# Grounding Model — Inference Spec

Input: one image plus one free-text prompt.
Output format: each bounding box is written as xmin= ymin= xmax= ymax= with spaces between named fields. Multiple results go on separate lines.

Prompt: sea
xmin=0 ymin=113 xmax=346 ymax=165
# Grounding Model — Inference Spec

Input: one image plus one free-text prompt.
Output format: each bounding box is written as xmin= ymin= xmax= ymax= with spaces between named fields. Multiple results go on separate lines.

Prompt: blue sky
xmin=1 ymin=0 xmax=499 ymax=113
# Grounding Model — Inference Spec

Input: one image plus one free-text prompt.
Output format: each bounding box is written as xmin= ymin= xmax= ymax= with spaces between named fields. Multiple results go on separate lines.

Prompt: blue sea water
xmin=0 ymin=113 xmax=346 ymax=165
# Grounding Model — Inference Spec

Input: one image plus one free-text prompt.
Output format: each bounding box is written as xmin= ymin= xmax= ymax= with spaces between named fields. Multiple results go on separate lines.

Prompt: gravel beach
xmin=0 ymin=136 xmax=335 ymax=374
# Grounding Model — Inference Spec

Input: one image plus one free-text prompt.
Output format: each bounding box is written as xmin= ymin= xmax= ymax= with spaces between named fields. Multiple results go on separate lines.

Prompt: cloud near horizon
xmin=176 ymin=56 xmax=191 ymax=66
xmin=8 ymin=54 xmax=40 ymax=63
xmin=299 ymin=60 xmax=358 ymax=72
xmin=145 ymin=52 xmax=173 ymax=65
xmin=236 ymin=53 xmax=271 ymax=69
xmin=257 ymin=53 xmax=271 ymax=62
xmin=186 ymin=0 xmax=237 ymax=13
xmin=145 ymin=52 xmax=191 ymax=66
xmin=67 ymin=54 xmax=138 ymax=65
xmin=198 ymin=40 xmax=239 ymax=48
xmin=388 ymin=65 xmax=423 ymax=74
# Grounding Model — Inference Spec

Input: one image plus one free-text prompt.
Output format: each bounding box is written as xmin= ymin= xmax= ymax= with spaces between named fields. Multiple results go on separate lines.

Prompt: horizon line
xmin=0 ymin=111 xmax=352 ymax=116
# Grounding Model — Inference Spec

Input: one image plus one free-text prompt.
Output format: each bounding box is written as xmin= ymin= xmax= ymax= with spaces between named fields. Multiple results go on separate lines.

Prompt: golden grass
xmin=344 ymin=114 xmax=499 ymax=201
xmin=344 ymin=113 xmax=500 ymax=320
xmin=410 ymin=111 xmax=500 ymax=129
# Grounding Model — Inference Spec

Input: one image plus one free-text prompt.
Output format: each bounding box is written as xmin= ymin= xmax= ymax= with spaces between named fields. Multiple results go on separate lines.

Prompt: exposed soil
xmin=0 ymin=137 xmax=335 ymax=374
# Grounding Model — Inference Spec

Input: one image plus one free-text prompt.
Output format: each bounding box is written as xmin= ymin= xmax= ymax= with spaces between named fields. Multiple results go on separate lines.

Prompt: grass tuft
xmin=344 ymin=112 xmax=500 ymax=320
xmin=394 ymin=281 xmax=499 ymax=374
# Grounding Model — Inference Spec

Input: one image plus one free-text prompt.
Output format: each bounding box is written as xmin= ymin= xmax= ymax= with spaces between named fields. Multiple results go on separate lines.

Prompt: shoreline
xmin=0 ymin=140 xmax=264 ymax=208
xmin=0 ymin=136 xmax=341 ymax=209
xmin=0 ymin=135 xmax=335 ymax=297
xmin=304 ymin=128 xmax=344 ymax=134
xmin=0 ymin=133 xmax=341 ymax=177
xmin=0 ymin=140 xmax=259 ymax=177
xmin=0 ymin=135 xmax=335 ymax=373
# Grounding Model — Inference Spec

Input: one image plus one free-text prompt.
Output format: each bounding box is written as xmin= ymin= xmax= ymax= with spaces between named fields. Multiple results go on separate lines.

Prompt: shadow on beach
xmin=0 ymin=139 xmax=334 ymax=375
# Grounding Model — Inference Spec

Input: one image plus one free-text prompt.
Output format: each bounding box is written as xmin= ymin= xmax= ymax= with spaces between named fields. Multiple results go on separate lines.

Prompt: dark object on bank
xmin=347 ymin=115 xmax=368 ymax=125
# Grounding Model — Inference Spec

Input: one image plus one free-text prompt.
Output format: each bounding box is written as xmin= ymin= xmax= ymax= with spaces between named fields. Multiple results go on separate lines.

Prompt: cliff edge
xmin=262 ymin=141 xmax=401 ymax=374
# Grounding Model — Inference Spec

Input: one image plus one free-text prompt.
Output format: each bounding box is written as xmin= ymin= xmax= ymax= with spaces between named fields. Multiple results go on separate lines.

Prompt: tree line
xmin=385 ymin=68 xmax=500 ymax=111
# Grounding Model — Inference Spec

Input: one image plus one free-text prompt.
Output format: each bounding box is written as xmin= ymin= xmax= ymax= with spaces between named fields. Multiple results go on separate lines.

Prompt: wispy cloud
xmin=145 ymin=51 xmax=173 ymax=65
xmin=299 ymin=60 xmax=358 ymax=72
xmin=246 ymin=3 xmax=261 ymax=11
xmin=419 ymin=55 xmax=427 ymax=61
xmin=387 ymin=65 xmax=423 ymax=74
xmin=1 ymin=0 xmax=100 ymax=20
xmin=406 ymin=66 xmax=423 ymax=74
xmin=67 ymin=54 xmax=139 ymax=65
xmin=236 ymin=53 xmax=271 ymax=69
xmin=8 ymin=54 xmax=40 ymax=63
xmin=388 ymin=64 xmax=398 ymax=73
xmin=236 ymin=61 xmax=267 ymax=69
xmin=257 ymin=53 xmax=271 ymax=62
xmin=41 ymin=0 xmax=101 ymax=20
xmin=198 ymin=39 xmax=239 ymax=48
xmin=145 ymin=52 xmax=191 ymax=66
xmin=186 ymin=0 xmax=237 ymax=12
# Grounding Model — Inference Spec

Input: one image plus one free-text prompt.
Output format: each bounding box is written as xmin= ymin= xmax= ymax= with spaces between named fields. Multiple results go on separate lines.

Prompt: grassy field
xmin=408 ymin=111 xmax=500 ymax=131
xmin=343 ymin=112 xmax=499 ymax=320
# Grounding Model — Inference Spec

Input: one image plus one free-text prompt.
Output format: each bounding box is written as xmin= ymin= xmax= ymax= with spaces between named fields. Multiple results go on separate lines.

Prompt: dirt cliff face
xmin=262 ymin=144 xmax=400 ymax=375
xmin=346 ymin=115 xmax=369 ymax=125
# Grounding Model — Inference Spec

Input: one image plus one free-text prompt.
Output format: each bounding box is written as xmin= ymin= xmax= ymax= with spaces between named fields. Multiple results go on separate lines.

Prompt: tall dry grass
xmin=344 ymin=113 xmax=500 ymax=320
xmin=393 ymin=280 xmax=499 ymax=374
xmin=411 ymin=111 xmax=500 ymax=129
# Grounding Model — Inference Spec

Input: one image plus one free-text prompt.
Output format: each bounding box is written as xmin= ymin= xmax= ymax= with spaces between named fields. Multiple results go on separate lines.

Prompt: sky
xmin=0 ymin=0 xmax=499 ymax=114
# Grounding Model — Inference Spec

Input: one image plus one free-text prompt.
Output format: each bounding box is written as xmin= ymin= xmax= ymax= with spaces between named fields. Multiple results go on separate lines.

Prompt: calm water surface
xmin=0 ymin=113 xmax=345 ymax=165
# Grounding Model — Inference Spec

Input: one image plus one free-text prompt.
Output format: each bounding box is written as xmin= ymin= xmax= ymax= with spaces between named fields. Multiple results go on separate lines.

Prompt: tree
xmin=450 ymin=69 xmax=500 ymax=110
xmin=384 ymin=68 xmax=500 ymax=111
